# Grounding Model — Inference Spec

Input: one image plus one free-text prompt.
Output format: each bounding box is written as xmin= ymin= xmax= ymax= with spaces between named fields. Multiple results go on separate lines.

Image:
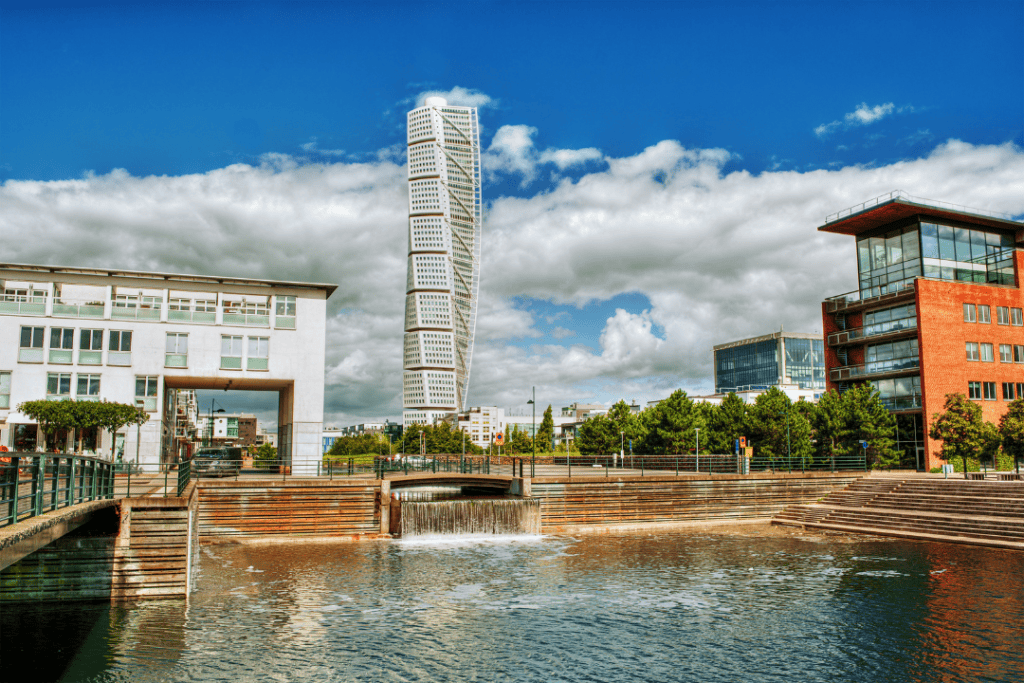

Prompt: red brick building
xmin=820 ymin=192 xmax=1023 ymax=471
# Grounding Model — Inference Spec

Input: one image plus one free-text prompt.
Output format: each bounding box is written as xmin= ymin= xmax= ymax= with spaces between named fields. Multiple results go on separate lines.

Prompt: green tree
xmin=18 ymin=399 xmax=147 ymax=457
xmin=813 ymin=386 xmax=899 ymax=468
xmin=929 ymin=393 xmax=992 ymax=474
xmin=999 ymin=398 xmax=1024 ymax=472
xmin=255 ymin=443 xmax=277 ymax=469
xmin=92 ymin=401 xmax=149 ymax=460
xmin=607 ymin=400 xmax=644 ymax=453
xmin=641 ymin=390 xmax=704 ymax=455
xmin=576 ymin=414 xmax=619 ymax=455
xmin=746 ymin=387 xmax=812 ymax=468
xmin=536 ymin=405 xmax=555 ymax=451
xmin=18 ymin=399 xmax=83 ymax=452
xmin=704 ymin=392 xmax=747 ymax=454
xmin=504 ymin=424 xmax=533 ymax=455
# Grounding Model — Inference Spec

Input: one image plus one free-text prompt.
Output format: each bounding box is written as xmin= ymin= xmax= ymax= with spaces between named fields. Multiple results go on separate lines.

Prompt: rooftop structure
xmin=713 ymin=330 xmax=825 ymax=394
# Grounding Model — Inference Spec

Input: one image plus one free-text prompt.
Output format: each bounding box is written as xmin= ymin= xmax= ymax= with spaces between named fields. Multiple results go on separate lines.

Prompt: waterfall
xmin=400 ymin=499 xmax=541 ymax=537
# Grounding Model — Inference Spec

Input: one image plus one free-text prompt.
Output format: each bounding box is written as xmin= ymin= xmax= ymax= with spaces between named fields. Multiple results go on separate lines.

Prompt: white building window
xmin=0 ymin=371 xmax=10 ymax=409
xmin=247 ymin=336 xmax=269 ymax=371
xmin=136 ymin=376 xmax=159 ymax=411
xmin=19 ymin=326 xmax=44 ymax=363
xmin=165 ymin=333 xmax=188 ymax=368
xmin=47 ymin=373 xmax=72 ymax=400
xmin=79 ymin=329 xmax=103 ymax=365
xmin=109 ymin=330 xmax=132 ymax=366
xmin=221 ymin=335 xmax=243 ymax=369
xmin=77 ymin=374 xmax=101 ymax=401
xmin=49 ymin=327 xmax=74 ymax=364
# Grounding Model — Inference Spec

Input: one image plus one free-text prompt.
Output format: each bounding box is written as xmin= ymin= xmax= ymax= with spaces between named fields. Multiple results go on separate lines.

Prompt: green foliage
xmin=607 ymin=399 xmax=644 ymax=452
xmin=641 ymin=390 xmax=705 ymax=455
xmin=18 ymin=399 xmax=147 ymax=455
xmin=929 ymin=393 xmax=996 ymax=473
xmin=536 ymin=405 xmax=554 ymax=450
xmin=746 ymin=387 xmax=812 ymax=466
xmin=576 ymin=414 xmax=619 ymax=455
xmin=397 ymin=422 xmax=483 ymax=455
xmin=504 ymin=424 xmax=533 ymax=454
xmin=703 ymin=392 xmax=747 ymax=454
xmin=999 ymin=398 xmax=1024 ymax=469
xmin=328 ymin=433 xmax=389 ymax=457
xmin=255 ymin=443 xmax=277 ymax=469
xmin=812 ymin=385 xmax=899 ymax=468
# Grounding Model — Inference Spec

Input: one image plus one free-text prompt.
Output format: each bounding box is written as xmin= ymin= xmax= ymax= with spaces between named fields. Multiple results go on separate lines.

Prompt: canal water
xmin=3 ymin=526 xmax=1023 ymax=683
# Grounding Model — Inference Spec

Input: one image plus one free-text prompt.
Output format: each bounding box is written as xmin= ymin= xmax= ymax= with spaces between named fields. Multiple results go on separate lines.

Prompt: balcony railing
xmin=52 ymin=301 xmax=104 ymax=318
xmin=830 ymin=358 xmax=920 ymax=381
xmin=879 ymin=394 xmax=924 ymax=411
xmin=0 ymin=299 xmax=46 ymax=315
xmin=111 ymin=306 xmax=161 ymax=321
xmin=78 ymin=350 xmax=102 ymax=365
xmin=222 ymin=312 xmax=270 ymax=327
xmin=168 ymin=309 xmax=216 ymax=323
xmin=828 ymin=318 xmax=918 ymax=345
xmin=824 ymin=281 xmax=916 ymax=312
xmin=824 ymin=190 xmax=1016 ymax=225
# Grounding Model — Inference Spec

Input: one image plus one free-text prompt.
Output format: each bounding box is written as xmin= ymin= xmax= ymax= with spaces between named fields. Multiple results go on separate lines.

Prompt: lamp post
xmin=135 ymin=399 xmax=145 ymax=471
xmin=695 ymin=427 xmax=700 ymax=473
xmin=526 ymin=386 xmax=536 ymax=478
xmin=206 ymin=399 xmax=226 ymax=448
xmin=620 ymin=431 xmax=624 ymax=469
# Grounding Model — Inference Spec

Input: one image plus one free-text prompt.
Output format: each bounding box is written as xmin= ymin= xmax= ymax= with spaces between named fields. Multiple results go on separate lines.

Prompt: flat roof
xmin=818 ymin=192 xmax=1022 ymax=237
xmin=713 ymin=330 xmax=821 ymax=351
xmin=0 ymin=262 xmax=337 ymax=297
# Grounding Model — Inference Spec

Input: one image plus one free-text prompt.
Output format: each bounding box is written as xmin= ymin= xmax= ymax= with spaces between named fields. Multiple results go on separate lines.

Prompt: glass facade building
xmin=714 ymin=332 xmax=825 ymax=394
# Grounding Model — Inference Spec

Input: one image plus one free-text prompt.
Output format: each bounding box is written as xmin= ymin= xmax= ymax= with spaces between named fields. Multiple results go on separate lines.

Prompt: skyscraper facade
xmin=403 ymin=97 xmax=482 ymax=426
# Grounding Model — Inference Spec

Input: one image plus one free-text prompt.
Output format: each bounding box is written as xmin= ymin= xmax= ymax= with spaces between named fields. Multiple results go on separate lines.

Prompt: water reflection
xmin=2 ymin=529 xmax=1022 ymax=682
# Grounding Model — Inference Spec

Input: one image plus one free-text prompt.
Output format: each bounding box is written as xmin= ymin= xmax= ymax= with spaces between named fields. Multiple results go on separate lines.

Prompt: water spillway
xmin=399 ymin=498 xmax=541 ymax=537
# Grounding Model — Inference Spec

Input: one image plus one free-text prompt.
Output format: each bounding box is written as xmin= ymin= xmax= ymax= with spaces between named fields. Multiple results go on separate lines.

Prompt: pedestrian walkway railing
xmin=1 ymin=452 xmax=116 ymax=528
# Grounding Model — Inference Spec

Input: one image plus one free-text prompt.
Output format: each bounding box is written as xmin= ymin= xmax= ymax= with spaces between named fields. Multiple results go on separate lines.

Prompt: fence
xmin=1 ymin=453 xmax=116 ymax=528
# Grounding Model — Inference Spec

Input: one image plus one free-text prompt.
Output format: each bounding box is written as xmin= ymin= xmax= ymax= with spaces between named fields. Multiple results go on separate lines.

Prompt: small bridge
xmin=383 ymin=472 xmax=521 ymax=494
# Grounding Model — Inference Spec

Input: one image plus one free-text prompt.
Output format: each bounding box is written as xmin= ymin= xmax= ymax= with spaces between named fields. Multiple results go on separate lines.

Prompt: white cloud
xmin=300 ymin=137 xmax=345 ymax=156
xmin=415 ymin=86 xmax=495 ymax=109
xmin=483 ymin=124 xmax=605 ymax=186
xmin=815 ymin=102 xmax=904 ymax=138
xmin=3 ymin=135 xmax=1022 ymax=420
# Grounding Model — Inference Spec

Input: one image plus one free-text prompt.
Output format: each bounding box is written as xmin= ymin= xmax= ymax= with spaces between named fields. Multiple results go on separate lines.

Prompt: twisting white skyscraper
xmin=403 ymin=96 xmax=482 ymax=426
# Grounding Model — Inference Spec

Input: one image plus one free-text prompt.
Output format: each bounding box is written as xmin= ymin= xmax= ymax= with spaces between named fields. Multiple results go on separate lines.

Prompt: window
xmin=1017 ymin=383 xmax=1024 ymax=400
xmin=963 ymin=303 xmax=976 ymax=322
xmin=247 ymin=336 xmax=269 ymax=370
xmin=275 ymin=296 xmax=296 ymax=328
xmin=966 ymin=342 xmax=979 ymax=361
xmin=47 ymin=372 xmax=72 ymax=400
xmin=1014 ymin=308 xmax=1023 ymax=326
xmin=1000 ymin=344 xmax=1013 ymax=363
xmin=1017 ymin=346 xmax=1024 ymax=364
xmin=221 ymin=335 xmax=243 ymax=369
xmin=980 ymin=343 xmax=994 ymax=363
xmin=76 ymin=374 xmax=100 ymax=400
xmin=0 ymin=371 xmax=10 ymax=409
xmin=114 ymin=294 xmax=138 ymax=309
xmin=997 ymin=306 xmax=1010 ymax=325
xmin=109 ymin=330 xmax=132 ymax=352
xmin=978 ymin=305 xmax=991 ymax=324
xmin=984 ymin=382 xmax=997 ymax=400
xmin=969 ymin=381 xmax=982 ymax=400
xmin=165 ymin=333 xmax=188 ymax=367
xmin=227 ymin=417 xmax=239 ymax=438
xmin=135 ymin=376 xmax=159 ymax=411
xmin=169 ymin=298 xmax=191 ymax=311
xmin=48 ymin=327 xmax=74 ymax=364
xmin=77 ymin=328 xmax=103 ymax=365
xmin=1003 ymin=383 xmax=1015 ymax=400
xmin=19 ymin=326 xmax=45 ymax=363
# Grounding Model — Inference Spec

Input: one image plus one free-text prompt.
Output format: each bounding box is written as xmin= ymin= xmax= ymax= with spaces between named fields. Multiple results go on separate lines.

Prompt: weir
xmin=397 ymin=498 xmax=541 ymax=537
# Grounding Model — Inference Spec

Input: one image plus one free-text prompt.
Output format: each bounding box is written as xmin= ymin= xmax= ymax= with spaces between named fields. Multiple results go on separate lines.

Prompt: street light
xmin=620 ymin=431 xmax=624 ymax=469
xmin=526 ymin=386 xmax=536 ymax=478
xmin=695 ymin=427 xmax=700 ymax=473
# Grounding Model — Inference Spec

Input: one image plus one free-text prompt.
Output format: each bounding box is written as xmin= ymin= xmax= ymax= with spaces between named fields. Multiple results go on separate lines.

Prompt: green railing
xmin=1 ymin=453 xmax=116 ymax=528
xmin=177 ymin=460 xmax=192 ymax=496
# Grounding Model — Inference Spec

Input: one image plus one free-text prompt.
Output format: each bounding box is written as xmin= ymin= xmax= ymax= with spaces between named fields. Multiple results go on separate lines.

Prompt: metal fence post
xmin=33 ymin=456 xmax=46 ymax=517
xmin=91 ymin=459 xmax=99 ymax=501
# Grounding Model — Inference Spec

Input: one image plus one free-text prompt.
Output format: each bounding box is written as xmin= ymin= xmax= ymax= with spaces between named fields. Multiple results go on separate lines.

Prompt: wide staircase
xmin=773 ymin=477 xmax=1024 ymax=550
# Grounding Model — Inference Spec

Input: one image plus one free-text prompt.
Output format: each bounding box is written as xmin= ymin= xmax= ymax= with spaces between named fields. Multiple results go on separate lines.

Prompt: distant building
xmin=713 ymin=330 xmax=825 ymax=395
xmin=196 ymin=413 xmax=257 ymax=448
xmin=454 ymin=406 xmax=504 ymax=449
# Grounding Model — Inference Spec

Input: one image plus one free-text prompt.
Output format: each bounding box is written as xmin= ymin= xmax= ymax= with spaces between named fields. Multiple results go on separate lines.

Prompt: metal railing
xmin=825 ymin=190 xmax=1016 ymax=225
xmin=827 ymin=318 xmax=917 ymax=345
xmin=824 ymin=281 xmax=915 ymax=312
xmin=830 ymin=358 xmax=919 ymax=381
xmin=1 ymin=453 xmax=116 ymax=528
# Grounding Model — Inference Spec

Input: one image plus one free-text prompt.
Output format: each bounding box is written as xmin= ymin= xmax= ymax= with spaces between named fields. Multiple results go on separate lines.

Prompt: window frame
xmin=983 ymin=381 xmax=997 ymax=400
xmin=76 ymin=373 xmax=101 ymax=399
xmin=1000 ymin=343 xmax=1013 ymax=363
xmin=978 ymin=305 xmax=991 ymax=324
xmin=46 ymin=372 xmax=72 ymax=398
xmin=109 ymin=330 xmax=133 ymax=352
xmin=966 ymin=342 xmax=980 ymax=361
xmin=980 ymin=343 xmax=994 ymax=363
xmin=80 ymin=329 xmax=104 ymax=351
xmin=968 ymin=381 xmax=982 ymax=400
xmin=1003 ymin=382 xmax=1015 ymax=401
xmin=963 ymin=303 xmax=976 ymax=323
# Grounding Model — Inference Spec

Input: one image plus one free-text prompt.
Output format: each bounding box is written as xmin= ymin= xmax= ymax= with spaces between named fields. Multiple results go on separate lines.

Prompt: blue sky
xmin=1 ymin=1 xmax=1022 ymax=425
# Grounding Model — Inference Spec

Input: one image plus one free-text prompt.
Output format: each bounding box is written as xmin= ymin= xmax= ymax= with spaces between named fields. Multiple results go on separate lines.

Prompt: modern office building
xmin=0 ymin=263 xmax=334 ymax=472
xmin=713 ymin=331 xmax=825 ymax=394
xmin=819 ymin=191 xmax=1023 ymax=471
xmin=402 ymin=96 xmax=482 ymax=427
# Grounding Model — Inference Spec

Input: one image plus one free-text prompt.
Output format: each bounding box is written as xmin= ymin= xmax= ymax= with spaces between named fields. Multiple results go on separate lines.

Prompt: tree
xmin=746 ymin=387 xmax=812 ymax=468
xmin=576 ymin=414 xmax=619 ymax=455
xmin=92 ymin=401 xmax=149 ymax=460
xmin=504 ymin=424 xmax=533 ymax=455
xmin=812 ymin=386 xmax=899 ymax=468
xmin=929 ymin=393 xmax=992 ymax=474
xmin=18 ymin=399 xmax=83 ymax=452
xmin=704 ymin=392 xmax=747 ymax=454
xmin=640 ymin=390 xmax=704 ymax=455
xmin=17 ymin=399 xmax=147 ymax=457
xmin=536 ymin=405 xmax=554 ymax=451
xmin=255 ymin=443 xmax=277 ymax=469
xmin=999 ymin=397 xmax=1024 ymax=472
xmin=607 ymin=399 xmax=644 ymax=453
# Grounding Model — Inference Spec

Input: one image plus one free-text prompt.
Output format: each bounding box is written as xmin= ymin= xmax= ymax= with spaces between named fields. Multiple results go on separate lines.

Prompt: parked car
xmin=193 ymin=447 xmax=243 ymax=477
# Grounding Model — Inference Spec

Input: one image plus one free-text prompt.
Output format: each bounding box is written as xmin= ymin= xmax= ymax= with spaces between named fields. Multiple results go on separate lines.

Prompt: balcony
xmin=828 ymin=318 xmax=918 ymax=346
xmin=168 ymin=309 xmax=216 ymax=323
xmin=830 ymin=357 xmax=920 ymax=381
xmin=0 ymin=298 xmax=46 ymax=315
xmin=52 ymin=300 xmax=104 ymax=318
xmin=879 ymin=394 xmax=924 ymax=411
xmin=112 ymin=305 xmax=161 ymax=321
xmin=824 ymin=281 xmax=915 ymax=313
xmin=222 ymin=312 xmax=270 ymax=327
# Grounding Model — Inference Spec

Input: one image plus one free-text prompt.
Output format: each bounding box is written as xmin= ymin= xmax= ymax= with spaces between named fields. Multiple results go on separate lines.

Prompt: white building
xmin=454 ymin=406 xmax=504 ymax=449
xmin=403 ymin=96 xmax=482 ymax=427
xmin=0 ymin=263 xmax=334 ymax=473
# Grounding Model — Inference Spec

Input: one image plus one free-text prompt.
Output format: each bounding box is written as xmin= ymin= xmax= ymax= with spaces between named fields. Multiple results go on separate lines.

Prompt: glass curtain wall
xmin=715 ymin=339 xmax=779 ymax=392
xmin=784 ymin=338 xmax=825 ymax=389
xmin=857 ymin=222 xmax=1015 ymax=298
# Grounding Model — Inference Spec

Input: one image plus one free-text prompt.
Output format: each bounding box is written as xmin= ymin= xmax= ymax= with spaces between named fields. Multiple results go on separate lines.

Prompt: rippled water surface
xmin=4 ymin=528 xmax=1023 ymax=682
